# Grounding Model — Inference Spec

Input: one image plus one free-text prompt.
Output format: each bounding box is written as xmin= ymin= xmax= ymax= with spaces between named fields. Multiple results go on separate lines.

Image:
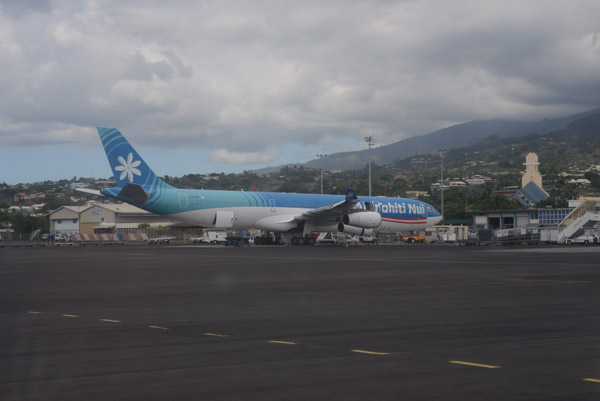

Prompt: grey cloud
xmin=130 ymin=52 xmax=173 ymax=81
xmin=1 ymin=0 xmax=600 ymax=161
xmin=0 ymin=0 xmax=52 ymax=18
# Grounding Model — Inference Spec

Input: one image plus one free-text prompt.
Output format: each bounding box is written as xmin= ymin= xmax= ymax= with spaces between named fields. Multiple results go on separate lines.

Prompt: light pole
xmin=365 ymin=136 xmax=375 ymax=196
xmin=316 ymin=154 xmax=327 ymax=194
xmin=436 ymin=148 xmax=447 ymax=219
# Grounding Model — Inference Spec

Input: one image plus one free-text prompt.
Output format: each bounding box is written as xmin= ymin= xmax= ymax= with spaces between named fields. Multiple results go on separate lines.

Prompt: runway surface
xmin=1 ymin=244 xmax=599 ymax=400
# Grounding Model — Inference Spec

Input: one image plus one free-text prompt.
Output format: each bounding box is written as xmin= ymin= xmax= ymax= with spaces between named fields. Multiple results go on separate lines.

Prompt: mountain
xmin=438 ymin=112 xmax=600 ymax=172
xmin=302 ymin=108 xmax=600 ymax=171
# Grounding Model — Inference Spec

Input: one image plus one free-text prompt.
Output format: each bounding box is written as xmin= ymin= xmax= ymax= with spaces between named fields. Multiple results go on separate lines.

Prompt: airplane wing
xmin=295 ymin=188 xmax=362 ymax=222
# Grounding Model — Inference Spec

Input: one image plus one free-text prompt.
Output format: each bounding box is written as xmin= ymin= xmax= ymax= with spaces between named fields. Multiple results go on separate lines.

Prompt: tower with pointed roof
xmin=511 ymin=153 xmax=549 ymax=208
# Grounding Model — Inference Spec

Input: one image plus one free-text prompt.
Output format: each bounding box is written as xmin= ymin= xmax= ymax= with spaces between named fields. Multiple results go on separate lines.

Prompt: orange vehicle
xmin=402 ymin=234 xmax=425 ymax=244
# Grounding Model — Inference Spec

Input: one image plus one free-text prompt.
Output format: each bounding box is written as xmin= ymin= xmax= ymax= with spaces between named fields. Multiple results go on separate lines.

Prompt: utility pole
xmin=316 ymin=154 xmax=327 ymax=194
xmin=365 ymin=136 xmax=375 ymax=196
xmin=436 ymin=148 xmax=447 ymax=219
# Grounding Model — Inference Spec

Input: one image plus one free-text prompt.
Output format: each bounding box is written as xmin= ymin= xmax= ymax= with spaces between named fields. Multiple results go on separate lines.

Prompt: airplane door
xmin=214 ymin=210 xmax=234 ymax=228
xmin=178 ymin=193 xmax=188 ymax=208
xmin=270 ymin=199 xmax=276 ymax=212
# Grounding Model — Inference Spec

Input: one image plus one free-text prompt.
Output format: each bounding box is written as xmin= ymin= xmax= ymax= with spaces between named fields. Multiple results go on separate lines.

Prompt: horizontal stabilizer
xmin=75 ymin=188 xmax=103 ymax=196
xmin=118 ymin=183 xmax=150 ymax=204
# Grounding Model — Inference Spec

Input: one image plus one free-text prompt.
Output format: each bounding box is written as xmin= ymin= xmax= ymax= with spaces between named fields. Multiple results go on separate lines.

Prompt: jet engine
xmin=338 ymin=223 xmax=374 ymax=236
xmin=342 ymin=211 xmax=381 ymax=228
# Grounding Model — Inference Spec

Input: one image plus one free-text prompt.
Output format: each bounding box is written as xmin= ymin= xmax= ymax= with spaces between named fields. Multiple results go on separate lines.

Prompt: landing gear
xmin=254 ymin=232 xmax=285 ymax=246
xmin=291 ymin=235 xmax=316 ymax=245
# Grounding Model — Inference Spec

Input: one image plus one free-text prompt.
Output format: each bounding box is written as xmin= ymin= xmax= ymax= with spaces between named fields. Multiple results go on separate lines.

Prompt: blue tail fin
xmin=97 ymin=127 xmax=172 ymax=190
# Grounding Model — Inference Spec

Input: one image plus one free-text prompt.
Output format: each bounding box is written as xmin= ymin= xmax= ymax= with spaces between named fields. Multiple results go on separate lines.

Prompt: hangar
xmin=48 ymin=203 xmax=173 ymax=236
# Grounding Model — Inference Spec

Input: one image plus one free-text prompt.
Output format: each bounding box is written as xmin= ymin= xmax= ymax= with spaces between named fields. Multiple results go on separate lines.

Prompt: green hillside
xmin=303 ymin=108 xmax=600 ymax=171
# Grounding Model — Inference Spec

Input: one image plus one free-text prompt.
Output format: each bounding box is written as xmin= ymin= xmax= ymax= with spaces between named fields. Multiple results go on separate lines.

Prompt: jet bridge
xmin=557 ymin=199 xmax=600 ymax=244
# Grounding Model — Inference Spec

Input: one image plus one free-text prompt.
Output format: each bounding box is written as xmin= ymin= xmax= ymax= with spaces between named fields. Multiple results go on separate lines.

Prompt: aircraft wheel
xmin=297 ymin=237 xmax=305 ymax=245
xmin=278 ymin=238 xmax=285 ymax=245
xmin=292 ymin=237 xmax=298 ymax=245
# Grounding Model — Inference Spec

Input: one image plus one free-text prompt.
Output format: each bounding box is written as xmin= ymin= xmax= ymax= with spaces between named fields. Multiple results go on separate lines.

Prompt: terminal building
xmin=472 ymin=208 xmax=572 ymax=230
xmin=472 ymin=153 xmax=569 ymax=230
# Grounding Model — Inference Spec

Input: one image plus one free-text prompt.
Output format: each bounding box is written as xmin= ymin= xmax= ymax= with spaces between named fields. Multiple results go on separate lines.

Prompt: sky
xmin=1 ymin=0 xmax=600 ymax=184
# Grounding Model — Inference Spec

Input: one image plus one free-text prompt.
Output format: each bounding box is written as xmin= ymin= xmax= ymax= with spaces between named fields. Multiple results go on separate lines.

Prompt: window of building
xmin=489 ymin=217 xmax=500 ymax=229
xmin=538 ymin=209 xmax=571 ymax=225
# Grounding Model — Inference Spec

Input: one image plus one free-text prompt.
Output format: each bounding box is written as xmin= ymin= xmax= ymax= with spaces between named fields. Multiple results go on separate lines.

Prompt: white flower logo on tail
xmin=114 ymin=152 xmax=142 ymax=182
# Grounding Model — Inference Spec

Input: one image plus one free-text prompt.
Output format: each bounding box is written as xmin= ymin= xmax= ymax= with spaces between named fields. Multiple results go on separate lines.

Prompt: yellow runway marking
xmin=268 ymin=340 xmax=297 ymax=345
xmin=62 ymin=314 xmax=79 ymax=318
xmin=449 ymin=360 xmax=501 ymax=369
xmin=148 ymin=325 xmax=169 ymax=330
xmin=204 ymin=332 xmax=228 ymax=338
xmin=100 ymin=319 xmax=121 ymax=323
xmin=28 ymin=311 xmax=42 ymax=314
xmin=351 ymin=350 xmax=390 ymax=355
xmin=583 ymin=378 xmax=600 ymax=383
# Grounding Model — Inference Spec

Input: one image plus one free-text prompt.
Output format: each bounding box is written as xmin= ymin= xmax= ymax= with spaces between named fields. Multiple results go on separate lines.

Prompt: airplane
xmin=80 ymin=127 xmax=443 ymax=245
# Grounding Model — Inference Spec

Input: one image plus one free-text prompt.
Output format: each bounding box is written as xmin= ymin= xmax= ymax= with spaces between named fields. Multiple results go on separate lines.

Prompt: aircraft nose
xmin=427 ymin=215 xmax=443 ymax=226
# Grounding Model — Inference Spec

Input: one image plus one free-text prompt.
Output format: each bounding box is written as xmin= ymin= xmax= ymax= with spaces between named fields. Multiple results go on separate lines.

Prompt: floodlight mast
xmin=436 ymin=148 xmax=447 ymax=219
xmin=365 ymin=136 xmax=375 ymax=196
xmin=316 ymin=154 xmax=327 ymax=194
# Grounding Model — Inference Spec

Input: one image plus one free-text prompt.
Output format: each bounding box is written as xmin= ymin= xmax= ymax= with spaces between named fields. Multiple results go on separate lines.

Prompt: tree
xmin=472 ymin=194 xmax=517 ymax=211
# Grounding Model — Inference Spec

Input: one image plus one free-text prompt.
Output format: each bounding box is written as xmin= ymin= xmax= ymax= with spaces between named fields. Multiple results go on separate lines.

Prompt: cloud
xmin=0 ymin=0 xmax=52 ymax=18
xmin=1 ymin=0 xmax=600 ymax=181
xmin=209 ymin=148 xmax=279 ymax=165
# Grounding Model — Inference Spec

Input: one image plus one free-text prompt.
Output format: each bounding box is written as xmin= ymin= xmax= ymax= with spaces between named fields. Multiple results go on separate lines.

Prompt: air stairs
xmin=557 ymin=199 xmax=600 ymax=244
xmin=29 ymin=229 xmax=41 ymax=241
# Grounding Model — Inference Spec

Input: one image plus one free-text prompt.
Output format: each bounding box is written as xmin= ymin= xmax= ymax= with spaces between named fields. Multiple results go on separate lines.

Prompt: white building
xmin=567 ymin=178 xmax=591 ymax=186
xmin=47 ymin=203 xmax=174 ymax=236
xmin=49 ymin=206 xmax=88 ymax=236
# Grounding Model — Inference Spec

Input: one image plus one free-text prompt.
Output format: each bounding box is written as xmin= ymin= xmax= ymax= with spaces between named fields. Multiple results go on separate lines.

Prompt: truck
xmin=190 ymin=231 xmax=228 ymax=244
xmin=565 ymin=229 xmax=600 ymax=245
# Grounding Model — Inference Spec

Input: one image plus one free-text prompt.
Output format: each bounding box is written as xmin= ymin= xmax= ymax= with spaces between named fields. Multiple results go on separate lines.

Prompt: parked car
xmin=54 ymin=233 xmax=72 ymax=242
xmin=147 ymin=236 xmax=175 ymax=244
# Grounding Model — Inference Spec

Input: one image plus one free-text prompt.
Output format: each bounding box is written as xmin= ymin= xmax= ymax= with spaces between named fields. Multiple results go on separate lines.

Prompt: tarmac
xmin=1 ymin=244 xmax=600 ymax=400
